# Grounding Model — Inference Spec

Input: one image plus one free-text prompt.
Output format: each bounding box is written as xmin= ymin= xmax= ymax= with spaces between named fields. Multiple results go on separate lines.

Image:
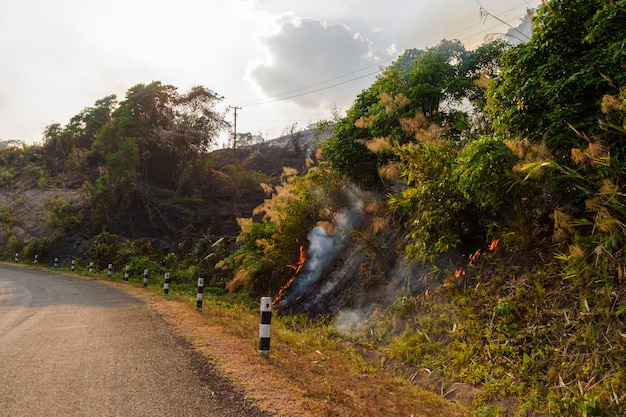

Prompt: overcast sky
xmin=0 ymin=0 xmax=540 ymax=147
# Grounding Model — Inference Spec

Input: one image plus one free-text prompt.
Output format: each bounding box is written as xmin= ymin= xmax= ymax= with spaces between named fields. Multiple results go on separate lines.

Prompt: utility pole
xmin=228 ymin=106 xmax=241 ymax=160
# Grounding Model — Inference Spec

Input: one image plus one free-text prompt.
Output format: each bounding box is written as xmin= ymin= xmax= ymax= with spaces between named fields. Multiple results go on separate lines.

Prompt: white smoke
xmin=280 ymin=191 xmax=366 ymax=306
xmin=281 ymin=224 xmax=337 ymax=304
xmin=335 ymin=309 xmax=366 ymax=333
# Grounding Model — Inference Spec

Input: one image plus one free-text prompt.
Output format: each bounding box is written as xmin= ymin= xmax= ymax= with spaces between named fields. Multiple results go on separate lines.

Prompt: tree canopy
xmin=485 ymin=0 xmax=626 ymax=155
xmin=323 ymin=39 xmax=507 ymax=188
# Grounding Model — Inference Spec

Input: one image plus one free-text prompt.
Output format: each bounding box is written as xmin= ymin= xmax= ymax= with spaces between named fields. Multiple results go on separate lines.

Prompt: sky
xmin=0 ymin=0 xmax=540 ymax=147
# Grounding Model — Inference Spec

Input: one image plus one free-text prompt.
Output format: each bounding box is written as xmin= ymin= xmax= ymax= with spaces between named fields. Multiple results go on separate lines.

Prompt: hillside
xmin=2 ymin=2 xmax=625 ymax=415
xmin=0 ymin=128 xmax=325 ymax=264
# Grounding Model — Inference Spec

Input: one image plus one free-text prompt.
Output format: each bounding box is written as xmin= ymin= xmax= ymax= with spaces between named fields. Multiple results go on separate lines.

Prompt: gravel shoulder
xmin=1 ymin=263 xmax=472 ymax=416
xmin=0 ymin=264 xmax=270 ymax=417
xmin=103 ymin=281 xmax=472 ymax=417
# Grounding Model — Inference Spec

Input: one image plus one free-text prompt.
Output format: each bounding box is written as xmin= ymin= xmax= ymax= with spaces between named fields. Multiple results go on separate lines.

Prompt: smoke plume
xmin=279 ymin=189 xmax=366 ymax=307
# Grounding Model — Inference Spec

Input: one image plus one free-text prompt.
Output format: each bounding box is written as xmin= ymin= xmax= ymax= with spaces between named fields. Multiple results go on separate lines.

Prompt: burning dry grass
xmin=273 ymin=246 xmax=307 ymax=305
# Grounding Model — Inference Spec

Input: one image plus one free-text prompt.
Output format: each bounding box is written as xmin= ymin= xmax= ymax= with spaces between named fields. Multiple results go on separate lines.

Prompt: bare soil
xmin=107 ymin=281 xmax=474 ymax=417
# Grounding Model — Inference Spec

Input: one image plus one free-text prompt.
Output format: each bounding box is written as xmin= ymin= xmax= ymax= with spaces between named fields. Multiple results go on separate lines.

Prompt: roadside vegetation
xmin=1 ymin=1 xmax=625 ymax=415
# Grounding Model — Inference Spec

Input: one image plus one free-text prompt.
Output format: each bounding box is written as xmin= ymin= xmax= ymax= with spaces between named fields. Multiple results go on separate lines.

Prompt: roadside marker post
xmin=14 ymin=253 xmax=18 ymax=263
xmin=89 ymin=261 xmax=94 ymax=273
xmin=124 ymin=266 xmax=129 ymax=283
xmin=71 ymin=259 xmax=76 ymax=271
xmin=143 ymin=269 xmax=149 ymax=286
xmin=259 ymin=297 xmax=272 ymax=357
xmin=163 ymin=272 xmax=170 ymax=295
xmin=196 ymin=278 xmax=204 ymax=312
xmin=34 ymin=254 xmax=38 ymax=264
xmin=108 ymin=263 xmax=112 ymax=277
xmin=54 ymin=257 xmax=59 ymax=268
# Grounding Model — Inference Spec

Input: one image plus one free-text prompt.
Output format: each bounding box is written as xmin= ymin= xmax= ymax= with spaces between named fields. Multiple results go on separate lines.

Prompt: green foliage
xmin=389 ymin=134 xmax=517 ymax=260
xmin=371 ymin=254 xmax=626 ymax=416
xmin=324 ymin=39 xmax=506 ymax=189
xmin=322 ymin=78 xmax=391 ymax=189
xmin=92 ymin=82 xmax=229 ymax=190
xmin=105 ymin=138 xmax=139 ymax=188
xmin=86 ymin=231 xmax=120 ymax=270
xmin=0 ymin=205 xmax=15 ymax=225
xmin=453 ymin=136 xmax=517 ymax=215
xmin=485 ymin=0 xmax=626 ymax=157
xmin=43 ymin=198 xmax=83 ymax=230
xmin=23 ymin=238 xmax=45 ymax=260
xmin=389 ymin=136 xmax=463 ymax=259
xmin=43 ymin=95 xmax=116 ymax=159
xmin=181 ymin=231 xmax=232 ymax=289
xmin=519 ymin=87 xmax=626 ymax=283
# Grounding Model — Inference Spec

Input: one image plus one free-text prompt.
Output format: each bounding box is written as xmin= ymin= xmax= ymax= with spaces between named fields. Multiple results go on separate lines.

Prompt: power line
xmin=239 ymin=69 xmax=382 ymax=108
xmin=234 ymin=59 xmax=394 ymax=107
xmin=227 ymin=1 xmax=536 ymax=131
xmin=233 ymin=1 xmax=534 ymax=109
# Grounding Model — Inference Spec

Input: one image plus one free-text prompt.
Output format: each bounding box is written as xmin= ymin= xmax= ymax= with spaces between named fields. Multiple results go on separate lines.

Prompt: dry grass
xmin=109 ymin=282 xmax=473 ymax=417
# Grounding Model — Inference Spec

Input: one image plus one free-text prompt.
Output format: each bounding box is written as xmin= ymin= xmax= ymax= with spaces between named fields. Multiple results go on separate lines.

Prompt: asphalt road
xmin=0 ymin=264 xmax=269 ymax=417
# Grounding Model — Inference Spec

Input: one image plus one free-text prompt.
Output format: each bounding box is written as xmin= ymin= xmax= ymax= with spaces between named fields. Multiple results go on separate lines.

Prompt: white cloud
xmin=249 ymin=17 xmax=375 ymax=110
xmin=0 ymin=0 xmax=541 ymax=144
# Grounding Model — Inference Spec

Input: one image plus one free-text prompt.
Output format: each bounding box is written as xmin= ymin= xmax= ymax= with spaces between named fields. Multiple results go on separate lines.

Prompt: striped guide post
xmin=14 ymin=253 xmax=18 ymax=263
xmin=163 ymin=272 xmax=170 ymax=295
xmin=124 ymin=265 xmax=129 ymax=283
xmin=54 ymin=257 xmax=59 ymax=268
xmin=34 ymin=254 xmax=38 ymax=264
xmin=89 ymin=261 xmax=94 ymax=273
xmin=71 ymin=259 xmax=76 ymax=271
xmin=196 ymin=277 xmax=204 ymax=312
xmin=143 ymin=269 xmax=149 ymax=286
xmin=259 ymin=297 xmax=272 ymax=357
xmin=108 ymin=263 xmax=112 ymax=277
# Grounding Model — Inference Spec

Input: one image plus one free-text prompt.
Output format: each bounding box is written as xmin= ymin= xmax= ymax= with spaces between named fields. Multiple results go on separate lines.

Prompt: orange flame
xmin=355 ymin=306 xmax=381 ymax=330
xmin=454 ymin=238 xmax=499 ymax=279
xmin=468 ymin=248 xmax=482 ymax=266
xmin=273 ymin=246 xmax=307 ymax=305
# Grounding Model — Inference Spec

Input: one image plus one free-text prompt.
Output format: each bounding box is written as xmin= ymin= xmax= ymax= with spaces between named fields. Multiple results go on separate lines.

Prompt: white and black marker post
xmin=259 ymin=297 xmax=272 ymax=357
xmin=14 ymin=253 xmax=18 ymax=263
xmin=54 ymin=257 xmax=59 ymax=268
xmin=108 ymin=263 xmax=112 ymax=277
xmin=143 ymin=269 xmax=149 ymax=286
xmin=34 ymin=254 xmax=38 ymax=264
xmin=124 ymin=265 xmax=129 ymax=283
xmin=196 ymin=277 xmax=204 ymax=312
xmin=71 ymin=259 xmax=75 ymax=271
xmin=163 ymin=272 xmax=170 ymax=295
xmin=89 ymin=261 xmax=94 ymax=273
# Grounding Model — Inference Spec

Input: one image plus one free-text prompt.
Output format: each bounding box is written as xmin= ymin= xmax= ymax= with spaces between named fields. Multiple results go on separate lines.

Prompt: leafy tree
xmin=105 ymin=138 xmax=139 ymax=188
xmin=322 ymin=76 xmax=393 ymax=188
xmin=405 ymin=48 xmax=460 ymax=119
xmin=324 ymin=39 xmax=507 ymax=188
xmin=389 ymin=134 xmax=462 ymax=259
xmin=92 ymin=82 xmax=230 ymax=190
xmin=43 ymin=95 xmax=117 ymax=165
xmin=485 ymin=0 xmax=626 ymax=156
xmin=458 ymin=39 xmax=508 ymax=111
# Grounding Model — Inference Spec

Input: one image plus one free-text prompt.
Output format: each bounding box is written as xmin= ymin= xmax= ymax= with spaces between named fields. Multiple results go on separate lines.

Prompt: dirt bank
xmin=108 ymin=281 xmax=473 ymax=417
